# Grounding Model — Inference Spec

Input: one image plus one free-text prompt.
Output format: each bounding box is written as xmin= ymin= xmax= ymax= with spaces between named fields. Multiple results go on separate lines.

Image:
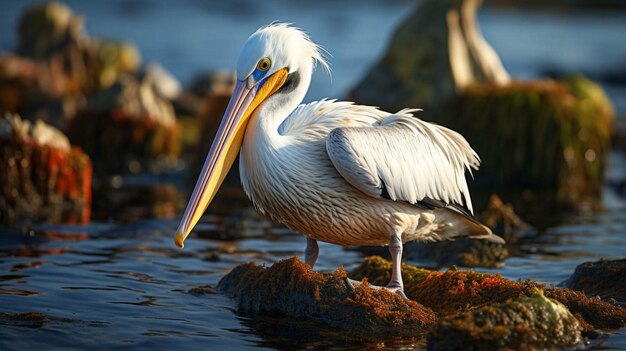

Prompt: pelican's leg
xmin=304 ymin=237 xmax=319 ymax=268
xmin=386 ymin=235 xmax=407 ymax=299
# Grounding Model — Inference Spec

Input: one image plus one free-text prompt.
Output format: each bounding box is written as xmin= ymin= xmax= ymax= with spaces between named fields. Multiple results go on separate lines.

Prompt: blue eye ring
xmin=257 ymin=57 xmax=271 ymax=71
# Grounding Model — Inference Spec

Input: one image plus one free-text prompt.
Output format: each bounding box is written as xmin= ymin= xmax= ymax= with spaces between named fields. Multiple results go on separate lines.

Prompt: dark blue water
xmin=1 ymin=1 xmax=625 ymax=350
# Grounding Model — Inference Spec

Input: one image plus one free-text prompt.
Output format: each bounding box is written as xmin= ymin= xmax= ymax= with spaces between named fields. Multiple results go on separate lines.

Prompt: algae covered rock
xmin=351 ymin=256 xmax=534 ymax=315
xmin=562 ymin=258 xmax=626 ymax=304
xmin=407 ymin=239 xmax=508 ymax=269
xmin=350 ymin=0 xmax=509 ymax=115
xmin=0 ymin=114 xmax=92 ymax=225
xmin=217 ymin=257 xmax=436 ymax=336
xmin=545 ymin=287 xmax=626 ymax=333
xmin=426 ymin=290 xmax=583 ymax=350
xmin=444 ymin=77 xmax=614 ymax=210
xmin=67 ymin=73 xmax=181 ymax=174
xmin=351 ymin=256 xmax=626 ymax=333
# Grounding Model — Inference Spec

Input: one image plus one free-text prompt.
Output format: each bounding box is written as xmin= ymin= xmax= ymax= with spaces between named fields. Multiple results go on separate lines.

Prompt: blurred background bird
xmin=174 ymin=23 xmax=503 ymax=296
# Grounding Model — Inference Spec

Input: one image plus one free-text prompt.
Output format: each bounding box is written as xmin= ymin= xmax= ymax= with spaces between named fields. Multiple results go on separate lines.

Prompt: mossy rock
xmin=426 ymin=289 xmax=583 ymax=350
xmin=217 ymin=257 xmax=437 ymax=336
xmin=351 ymin=256 xmax=626 ymax=334
xmin=442 ymin=76 xmax=613 ymax=211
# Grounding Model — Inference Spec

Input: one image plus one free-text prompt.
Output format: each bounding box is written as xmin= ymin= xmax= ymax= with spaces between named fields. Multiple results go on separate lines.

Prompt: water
xmin=1 ymin=0 xmax=626 ymax=350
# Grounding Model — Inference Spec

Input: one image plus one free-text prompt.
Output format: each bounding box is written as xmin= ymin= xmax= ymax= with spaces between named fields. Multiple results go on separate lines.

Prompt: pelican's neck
xmin=240 ymin=62 xmax=314 ymax=208
xmin=253 ymin=63 xmax=313 ymax=145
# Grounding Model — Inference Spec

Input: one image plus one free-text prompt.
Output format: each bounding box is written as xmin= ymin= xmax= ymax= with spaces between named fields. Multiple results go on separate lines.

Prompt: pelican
xmin=175 ymin=23 xmax=503 ymax=296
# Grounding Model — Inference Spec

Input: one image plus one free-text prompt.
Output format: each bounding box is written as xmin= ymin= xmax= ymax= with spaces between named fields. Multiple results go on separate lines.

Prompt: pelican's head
xmin=174 ymin=23 xmax=328 ymax=248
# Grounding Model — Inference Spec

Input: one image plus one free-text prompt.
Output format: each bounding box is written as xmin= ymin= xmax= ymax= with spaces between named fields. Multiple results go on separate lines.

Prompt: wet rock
xmin=407 ymin=239 xmax=508 ymax=268
xmin=0 ymin=114 xmax=92 ymax=225
xmin=67 ymin=73 xmax=181 ymax=174
xmin=545 ymin=287 xmax=626 ymax=333
xmin=426 ymin=289 xmax=583 ymax=351
xmin=350 ymin=0 xmax=509 ymax=115
xmin=217 ymin=257 xmax=437 ymax=336
xmin=0 ymin=311 xmax=106 ymax=328
xmin=189 ymin=285 xmax=216 ymax=295
xmin=562 ymin=259 xmax=626 ymax=304
xmin=351 ymin=256 xmax=626 ymax=332
xmin=481 ymin=194 xmax=529 ymax=235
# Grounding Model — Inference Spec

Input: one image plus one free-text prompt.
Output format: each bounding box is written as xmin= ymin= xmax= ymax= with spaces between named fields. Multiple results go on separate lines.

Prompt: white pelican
xmin=175 ymin=23 xmax=503 ymax=296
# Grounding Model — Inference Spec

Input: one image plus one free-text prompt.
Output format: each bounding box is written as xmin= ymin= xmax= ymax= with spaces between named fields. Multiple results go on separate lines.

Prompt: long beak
xmin=174 ymin=68 xmax=289 ymax=248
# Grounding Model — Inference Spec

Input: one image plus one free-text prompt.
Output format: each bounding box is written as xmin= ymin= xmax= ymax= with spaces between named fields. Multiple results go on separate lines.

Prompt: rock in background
xmin=350 ymin=0 xmax=509 ymax=116
xmin=0 ymin=2 xmax=140 ymax=128
xmin=67 ymin=70 xmax=181 ymax=175
xmin=349 ymin=0 xmax=614 ymax=212
xmin=0 ymin=114 xmax=92 ymax=225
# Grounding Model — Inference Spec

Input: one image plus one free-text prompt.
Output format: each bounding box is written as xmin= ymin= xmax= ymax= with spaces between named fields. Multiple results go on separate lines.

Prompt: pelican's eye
xmin=256 ymin=57 xmax=271 ymax=72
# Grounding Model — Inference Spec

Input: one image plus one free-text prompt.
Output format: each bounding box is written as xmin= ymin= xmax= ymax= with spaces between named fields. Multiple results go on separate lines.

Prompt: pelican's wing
xmin=326 ymin=110 xmax=480 ymax=214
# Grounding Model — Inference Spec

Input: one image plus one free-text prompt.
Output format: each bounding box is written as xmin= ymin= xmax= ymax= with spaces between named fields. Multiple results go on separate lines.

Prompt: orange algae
xmin=217 ymin=257 xmax=436 ymax=336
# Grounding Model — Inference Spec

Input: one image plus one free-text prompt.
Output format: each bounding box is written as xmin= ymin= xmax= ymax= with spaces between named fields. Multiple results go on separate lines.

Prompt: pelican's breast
xmin=239 ymin=101 xmax=396 ymax=245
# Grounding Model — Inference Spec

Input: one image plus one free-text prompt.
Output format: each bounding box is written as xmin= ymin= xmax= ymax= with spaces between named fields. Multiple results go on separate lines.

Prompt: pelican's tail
xmin=436 ymin=208 xmax=505 ymax=244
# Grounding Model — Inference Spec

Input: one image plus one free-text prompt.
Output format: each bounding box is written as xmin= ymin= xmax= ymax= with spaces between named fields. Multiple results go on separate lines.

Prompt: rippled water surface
xmin=1 ymin=196 xmax=625 ymax=350
xmin=1 ymin=0 xmax=625 ymax=350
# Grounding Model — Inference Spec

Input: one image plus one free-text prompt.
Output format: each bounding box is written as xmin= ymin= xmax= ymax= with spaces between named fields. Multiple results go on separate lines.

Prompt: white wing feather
xmin=326 ymin=110 xmax=480 ymax=214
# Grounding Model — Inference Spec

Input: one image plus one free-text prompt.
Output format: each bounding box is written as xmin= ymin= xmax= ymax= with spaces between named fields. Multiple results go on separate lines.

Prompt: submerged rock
xmin=350 ymin=0 xmax=509 ymax=115
xmin=217 ymin=257 xmax=437 ymax=336
xmin=0 ymin=114 xmax=92 ymax=225
xmin=426 ymin=289 xmax=583 ymax=351
xmin=562 ymin=259 xmax=626 ymax=304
